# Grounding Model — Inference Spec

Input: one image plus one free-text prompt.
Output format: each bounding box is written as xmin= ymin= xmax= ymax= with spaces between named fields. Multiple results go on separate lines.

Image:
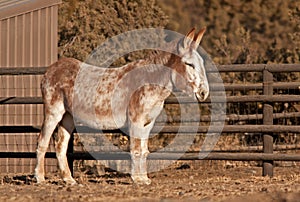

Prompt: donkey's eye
xmin=185 ymin=62 xmax=195 ymax=68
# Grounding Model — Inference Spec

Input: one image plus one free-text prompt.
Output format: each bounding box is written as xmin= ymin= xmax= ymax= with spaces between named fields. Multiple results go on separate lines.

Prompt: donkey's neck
xmin=123 ymin=50 xmax=177 ymax=76
xmin=118 ymin=50 xmax=175 ymax=95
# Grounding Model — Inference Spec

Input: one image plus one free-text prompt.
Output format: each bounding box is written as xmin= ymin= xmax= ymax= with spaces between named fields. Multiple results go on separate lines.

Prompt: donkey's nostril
xmin=201 ymin=91 xmax=206 ymax=98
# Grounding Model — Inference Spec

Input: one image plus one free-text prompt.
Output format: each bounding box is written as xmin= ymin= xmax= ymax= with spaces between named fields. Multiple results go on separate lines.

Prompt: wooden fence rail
xmin=1 ymin=63 xmax=299 ymax=75
xmin=1 ymin=94 xmax=300 ymax=104
xmin=1 ymin=125 xmax=300 ymax=134
xmin=1 ymin=152 xmax=300 ymax=161
xmin=0 ymin=63 xmax=300 ymax=177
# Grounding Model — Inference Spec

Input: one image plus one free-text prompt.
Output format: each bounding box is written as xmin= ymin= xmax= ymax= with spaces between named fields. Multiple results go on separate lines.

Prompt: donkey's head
xmin=171 ymin=28 xmax=209 ymax=101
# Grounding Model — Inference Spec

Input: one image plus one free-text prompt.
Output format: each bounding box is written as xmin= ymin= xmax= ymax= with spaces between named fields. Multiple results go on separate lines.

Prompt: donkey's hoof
xmin=34 ymin=175 xmax=45 ymax=184
xmin=132 ymin=175 xmax=151 ymax=185
xmin=64 ymin=177 xmax=77 ymax=185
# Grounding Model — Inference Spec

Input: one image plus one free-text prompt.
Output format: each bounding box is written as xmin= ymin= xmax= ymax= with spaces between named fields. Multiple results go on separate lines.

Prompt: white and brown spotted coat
xmin=35 ymin=28 xmax=209 ymax=185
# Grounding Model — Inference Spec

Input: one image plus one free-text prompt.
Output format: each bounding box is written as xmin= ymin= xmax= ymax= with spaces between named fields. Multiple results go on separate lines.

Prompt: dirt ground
xmin=0 ymin=162 xmax=299 ymax=202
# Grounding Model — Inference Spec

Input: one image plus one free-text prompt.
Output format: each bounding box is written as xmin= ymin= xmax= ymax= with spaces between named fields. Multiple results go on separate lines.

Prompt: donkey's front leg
xmin=130 ymin=136 xmax=150 ymax=185
xmin=129 ymin=122 xmax=151 ymax=185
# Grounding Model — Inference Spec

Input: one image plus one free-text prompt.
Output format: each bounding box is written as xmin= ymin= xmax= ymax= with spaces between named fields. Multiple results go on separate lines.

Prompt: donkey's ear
xmin=193 ymin=27 xmax=206 ymax=49
xmin=183 ymin=28 xmax=196 ymax=48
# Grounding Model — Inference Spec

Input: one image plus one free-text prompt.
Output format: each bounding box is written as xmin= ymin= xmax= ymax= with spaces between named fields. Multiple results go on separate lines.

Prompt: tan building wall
xmin=0 ymin=0 xmax=61 ymax=173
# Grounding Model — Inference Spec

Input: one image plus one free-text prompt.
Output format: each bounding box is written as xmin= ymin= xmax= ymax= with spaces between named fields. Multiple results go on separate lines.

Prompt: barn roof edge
xmin=0 ymin=0 xmax=62 ymax=20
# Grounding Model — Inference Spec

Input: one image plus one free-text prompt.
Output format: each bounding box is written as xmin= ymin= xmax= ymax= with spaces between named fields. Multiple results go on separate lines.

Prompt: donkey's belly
xmin=73 ymin=107 xmax=127 ymax=130
xmin=72 ymin=86 xmax=128 ymax=130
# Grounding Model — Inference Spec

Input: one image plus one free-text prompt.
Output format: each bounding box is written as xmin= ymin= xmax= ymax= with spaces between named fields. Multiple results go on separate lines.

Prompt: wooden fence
xmin=0 ymin=64 xmax=300 ymax=176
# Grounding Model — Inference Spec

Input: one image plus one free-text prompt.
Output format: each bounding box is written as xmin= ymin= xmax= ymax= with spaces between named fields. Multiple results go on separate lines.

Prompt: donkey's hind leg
xmin=35 ymin=103 xmax=65 ymax=183
xmin=55 ymin=112 xmax=76 ymax=185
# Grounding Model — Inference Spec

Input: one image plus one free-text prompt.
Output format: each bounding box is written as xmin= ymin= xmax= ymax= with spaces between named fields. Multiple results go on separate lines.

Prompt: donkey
xmin=34 ymin=28 xmax=209 ymax=185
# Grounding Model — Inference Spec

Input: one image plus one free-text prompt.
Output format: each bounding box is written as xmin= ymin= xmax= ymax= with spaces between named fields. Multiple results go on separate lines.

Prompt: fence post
xmin=263 ymin=69 xmax=274 ymax=176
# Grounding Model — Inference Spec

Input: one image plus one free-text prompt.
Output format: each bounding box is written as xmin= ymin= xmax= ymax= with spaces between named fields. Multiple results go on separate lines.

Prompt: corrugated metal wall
xmin=0 ymin=1 xmax=60 ymax=173
xmin=0 ymin=4 xmax=58 ymax=66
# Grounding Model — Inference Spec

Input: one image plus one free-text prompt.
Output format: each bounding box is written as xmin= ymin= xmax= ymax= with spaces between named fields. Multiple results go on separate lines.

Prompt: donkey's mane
xmin=146 ymin=50 xmax=172 ymax=65
xmin=141 ymin=39 xmax=180 ymax=72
